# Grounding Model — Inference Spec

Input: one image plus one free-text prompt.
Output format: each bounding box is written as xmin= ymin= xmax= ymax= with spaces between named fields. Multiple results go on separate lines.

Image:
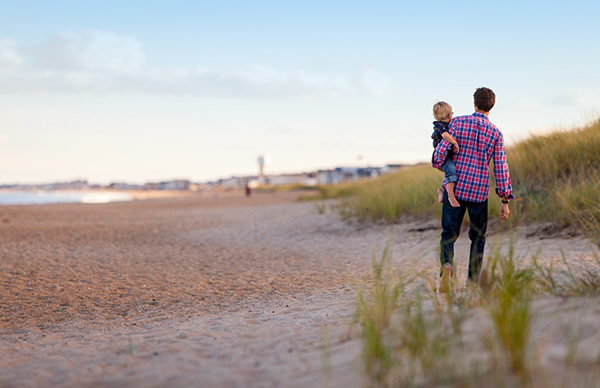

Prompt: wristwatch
xmin=501 ymin=199 xmax=509 ymax=204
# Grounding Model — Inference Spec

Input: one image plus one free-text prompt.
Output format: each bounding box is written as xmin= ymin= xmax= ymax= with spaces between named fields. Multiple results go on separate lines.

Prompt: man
xmin=432 ymin=87 xmax=513 ymax=293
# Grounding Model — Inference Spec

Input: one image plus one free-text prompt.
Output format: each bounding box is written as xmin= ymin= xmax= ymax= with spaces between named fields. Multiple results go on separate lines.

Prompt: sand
xmin=0 ymin=191 xmax=596 ymax=387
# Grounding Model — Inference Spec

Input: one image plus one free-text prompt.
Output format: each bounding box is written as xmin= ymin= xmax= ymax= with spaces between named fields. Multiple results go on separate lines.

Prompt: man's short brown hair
xmin=473 ymin=87 xmax=495 ymax=112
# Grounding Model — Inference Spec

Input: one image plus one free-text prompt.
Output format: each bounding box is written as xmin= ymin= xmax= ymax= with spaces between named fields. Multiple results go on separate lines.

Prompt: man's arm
xmin=492 ymin=133 xmax=514 ymax=220
xmin=441 ymin=132 xmax=459 ymax=153
xmin=492 ymin=133 xmax=514 ymax=201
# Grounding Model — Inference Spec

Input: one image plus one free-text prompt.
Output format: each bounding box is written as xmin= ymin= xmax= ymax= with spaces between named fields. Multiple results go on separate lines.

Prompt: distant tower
xmin=258 ymin=154 xmax=271 ymax=177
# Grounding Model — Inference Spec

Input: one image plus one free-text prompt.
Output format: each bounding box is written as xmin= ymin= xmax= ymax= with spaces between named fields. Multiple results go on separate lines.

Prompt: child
xmin=431 ymin=101 xmax=460 ymax=207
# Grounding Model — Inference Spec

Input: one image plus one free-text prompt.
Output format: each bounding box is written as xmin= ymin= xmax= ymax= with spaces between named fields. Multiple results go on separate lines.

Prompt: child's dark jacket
xmin=431 ymin=121 xmax=450 ymax=148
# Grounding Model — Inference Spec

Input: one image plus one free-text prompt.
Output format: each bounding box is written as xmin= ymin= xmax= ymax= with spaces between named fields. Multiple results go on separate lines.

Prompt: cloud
xmin=0 ymin=65 xmax=350 ymax=99
xmin=548 ymin=90 xmax=600 ymax=108
xmin=359 ymin=69 xmax=396 ymax=97
xmin=121 ymin=65 xmax=350 ymax=99
xmin=0 ymin=38 xmax=23 ymax=71
xmin=25 ymin=30 xmax=145 ymax=72
xmin=0 ymin=31 xmax=392 ymax=100
xmin=266 ymin=121 xmax=329 ymax=135
xmin=549 ymin=92 xmax=579 ymax=106
xmin=516 ymin=98 xmax=541 ymax=111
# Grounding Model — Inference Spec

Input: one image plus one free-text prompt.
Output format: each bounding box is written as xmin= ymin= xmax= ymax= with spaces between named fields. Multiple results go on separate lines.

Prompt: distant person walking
xmin=432 ymin=87 xmax=513 ymax=293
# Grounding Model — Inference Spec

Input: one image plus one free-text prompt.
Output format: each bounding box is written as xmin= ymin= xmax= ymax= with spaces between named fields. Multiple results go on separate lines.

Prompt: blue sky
xmin=1 ymin=1 xmax=599 ymax=184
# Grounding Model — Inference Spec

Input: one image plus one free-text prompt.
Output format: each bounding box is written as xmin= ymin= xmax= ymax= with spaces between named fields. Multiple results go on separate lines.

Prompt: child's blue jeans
xmin=441 ymin=157 xmax=458 ymax=185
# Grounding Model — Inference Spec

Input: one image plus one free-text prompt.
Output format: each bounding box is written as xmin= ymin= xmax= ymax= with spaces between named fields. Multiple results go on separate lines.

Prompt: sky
xmin=1 ymin=0 xmax=599 ymax=184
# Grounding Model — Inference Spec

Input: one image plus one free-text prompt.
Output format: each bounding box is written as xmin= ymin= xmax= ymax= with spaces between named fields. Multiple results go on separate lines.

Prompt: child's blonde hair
xmin=433 ymin=101 xmax=452 ymax=121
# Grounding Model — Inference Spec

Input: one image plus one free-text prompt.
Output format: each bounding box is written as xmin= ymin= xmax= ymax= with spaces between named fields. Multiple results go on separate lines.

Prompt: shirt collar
xmin=473 ymin=112 xmax=489 ymax=121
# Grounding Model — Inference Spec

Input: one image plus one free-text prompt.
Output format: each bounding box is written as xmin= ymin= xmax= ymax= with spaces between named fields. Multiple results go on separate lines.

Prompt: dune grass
xmin=253 ymin=183 xmax=317 ymax=193
xmin=349 ymin=119 xmax=600 ymax=386
xmin=300 ymin=164 xmax=442 ymax=222
xmin=356 ymin=237 xmax=600 ymax=387
xmin=355 ymin=245 xmax=408 ymax=384
xmin=509 ymin=117 xmax=600 ymax=223
xmin=484 ymin=250 xmax=534 ymax=377
xmin=307 ymin=118 xmax=600 ymax=225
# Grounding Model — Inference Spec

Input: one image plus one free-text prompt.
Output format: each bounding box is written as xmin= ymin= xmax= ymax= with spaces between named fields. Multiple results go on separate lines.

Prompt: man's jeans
xmin=440 ymin=190 xmax=488 ymax=282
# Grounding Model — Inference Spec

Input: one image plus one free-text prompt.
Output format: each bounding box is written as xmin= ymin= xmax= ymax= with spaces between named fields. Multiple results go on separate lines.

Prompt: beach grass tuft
xmin=355 ymin=245 xmax=410 ymax=385
xmin=484 ymin=249 xmax=534 ymax=377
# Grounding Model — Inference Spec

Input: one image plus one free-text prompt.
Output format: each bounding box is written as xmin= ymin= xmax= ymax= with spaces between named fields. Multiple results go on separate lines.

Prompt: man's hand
xmin=500 ymin=203 xmax=510 ymax=220
xmin=452 ymin=143 xmax=460 ymax=153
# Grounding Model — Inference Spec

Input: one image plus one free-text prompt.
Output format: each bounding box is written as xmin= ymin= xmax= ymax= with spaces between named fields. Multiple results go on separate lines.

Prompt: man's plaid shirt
xmin=432 ymin=112 xmax=514 ymax=203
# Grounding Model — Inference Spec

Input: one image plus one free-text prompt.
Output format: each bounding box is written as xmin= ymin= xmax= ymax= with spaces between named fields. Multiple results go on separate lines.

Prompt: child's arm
xmin=441 ymin=132 xmax=459 ymax=153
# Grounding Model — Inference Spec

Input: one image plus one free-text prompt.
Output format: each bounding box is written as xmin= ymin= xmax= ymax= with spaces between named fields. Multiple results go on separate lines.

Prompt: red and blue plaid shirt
xmin=432 ymin=112 xmax=514 ymax=203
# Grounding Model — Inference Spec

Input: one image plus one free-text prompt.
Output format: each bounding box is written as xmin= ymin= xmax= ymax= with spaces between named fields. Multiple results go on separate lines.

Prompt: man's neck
xmin=474 ymin=108 xmax=489 ymax=116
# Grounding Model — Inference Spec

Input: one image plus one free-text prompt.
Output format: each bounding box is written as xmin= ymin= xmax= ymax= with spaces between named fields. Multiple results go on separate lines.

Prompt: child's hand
xmin=452 ymin=144 xmax=460 ymax=153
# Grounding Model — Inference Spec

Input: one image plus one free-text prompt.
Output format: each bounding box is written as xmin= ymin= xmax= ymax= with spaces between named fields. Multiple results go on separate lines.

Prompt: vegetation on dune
xmin=348 ymin=119 xmax=600 ymax=386
xmin=299 ymin=164 xmax=442 ymax=222
xmin=306 ymin=118 xmax=600 ymax=225
xmin=509 ymin=117 xmax=600 ymax=224
xmin=253 ymin=183 xmax=317 ymax=193
xmin=356 ymin=234 xmax=600 ymax=387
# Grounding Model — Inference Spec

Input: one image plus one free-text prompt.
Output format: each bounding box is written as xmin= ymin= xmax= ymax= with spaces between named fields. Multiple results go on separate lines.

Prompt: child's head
xmin=433 ymin=101 xmax=453 ymax=122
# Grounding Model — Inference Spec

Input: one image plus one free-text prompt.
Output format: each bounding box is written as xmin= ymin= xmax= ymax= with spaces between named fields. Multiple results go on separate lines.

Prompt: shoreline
xmin=0 ymin=188 xmax=199 ymax=206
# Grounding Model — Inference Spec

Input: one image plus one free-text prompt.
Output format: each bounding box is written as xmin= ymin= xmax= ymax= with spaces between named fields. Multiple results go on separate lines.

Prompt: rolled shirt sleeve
xmin=432 ymin=139 xmax=451 ymax=168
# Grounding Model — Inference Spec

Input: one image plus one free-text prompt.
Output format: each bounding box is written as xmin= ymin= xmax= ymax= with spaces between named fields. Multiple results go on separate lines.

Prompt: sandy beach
xmin=0 ymin=191 xmax=596 ymax=387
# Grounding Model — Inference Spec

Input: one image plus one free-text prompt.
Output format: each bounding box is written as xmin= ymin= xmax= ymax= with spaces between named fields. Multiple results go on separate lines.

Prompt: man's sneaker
xmin=438 ymin=264 xmax=452 ymax=293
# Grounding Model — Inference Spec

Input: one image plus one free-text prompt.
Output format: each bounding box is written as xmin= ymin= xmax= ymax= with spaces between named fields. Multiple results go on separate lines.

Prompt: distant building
xmin=50 ymin=180 xmax=89 ymax=190
xmin=257 ymin=154 xmax=271 ymax=177
xmin=108 ymin=182 xmax=142 ymax=190
xmin=333 ymin=167 xmax=361 ymax=183
xmin=383 ymin=164 xmax=405 ymax=173
xmin=267 ymin=173 xmax=309 ymax=186
xmin=144 ymin=182 xmax=159 ymax=190
xmin=158 ymin=180 xmax=190 ymax=190
xmin=315 ymin=169 xmax=335 ymax=185
xmin=358 ymin=167 xmax=381 ymax=179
